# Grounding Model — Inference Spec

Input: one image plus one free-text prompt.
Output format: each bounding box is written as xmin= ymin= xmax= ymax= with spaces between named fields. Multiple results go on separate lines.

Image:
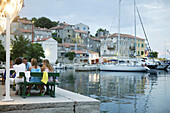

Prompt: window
xmin=68 ymin=30 xmax=69 ymax=32
xmin=13 ymin=28 xmax=16 ymax=31
xmin=141 ymin=51 xmax=144 ymax=55
xmin=141 ymin=43 xmax=144 ymax=48
xmin=77 ymin=27 xmax=80 ymax=30
xmin=68 ymin=35 xmax=70 ymax=38
xmin=29 ymin=35 xmax=31 ymax=41
xmin=104 ymin=50 xmax=106 ymax=54
xmin=83 ymin=27 xmax=86 ymax=30
xmin=138 ymin=43 xmax=140 ymax=47
xmin=138 ymin=51 xmax=140 ymax=55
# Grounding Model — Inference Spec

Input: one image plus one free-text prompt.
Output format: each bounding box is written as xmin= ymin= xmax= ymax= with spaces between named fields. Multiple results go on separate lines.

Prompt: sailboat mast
xmin=117 ymin=0 xmax=121 ymax=64
xmin=134 ymin=0 xmax=137 ymax=62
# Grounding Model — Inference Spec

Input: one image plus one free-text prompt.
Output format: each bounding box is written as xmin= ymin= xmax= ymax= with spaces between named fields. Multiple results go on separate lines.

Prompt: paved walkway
xmin=0 ymin=85 xmax=100 ymax=113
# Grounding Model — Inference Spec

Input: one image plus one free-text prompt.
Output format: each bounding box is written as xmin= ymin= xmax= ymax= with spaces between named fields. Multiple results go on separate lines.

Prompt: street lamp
xmin=0 ymin=0 xmax=24 ymax=102
xmin=32 ymin=20 xmax=34 ymax=43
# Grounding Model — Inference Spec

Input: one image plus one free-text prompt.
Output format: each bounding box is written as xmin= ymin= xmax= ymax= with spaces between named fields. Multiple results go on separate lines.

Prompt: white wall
xmin=38 ymin=38 xmax=58 ymax=64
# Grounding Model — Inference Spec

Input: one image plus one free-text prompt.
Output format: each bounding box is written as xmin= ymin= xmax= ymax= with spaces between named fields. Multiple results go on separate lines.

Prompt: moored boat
xmin=99 ymin=64 xmax=150 ymax=72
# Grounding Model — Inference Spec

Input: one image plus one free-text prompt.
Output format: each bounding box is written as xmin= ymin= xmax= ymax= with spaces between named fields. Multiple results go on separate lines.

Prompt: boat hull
xmin=147 ymin=65 xmax=158 ymax=69
xmin=100 ymin=64 xmax=149 ymax=72
xmin=157 ymin=64 xmax=169 ymax=70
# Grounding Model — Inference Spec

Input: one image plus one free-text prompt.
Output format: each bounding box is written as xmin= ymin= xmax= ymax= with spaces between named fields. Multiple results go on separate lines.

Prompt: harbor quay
xmin=0 ymin=85 xmax=100 ymax=113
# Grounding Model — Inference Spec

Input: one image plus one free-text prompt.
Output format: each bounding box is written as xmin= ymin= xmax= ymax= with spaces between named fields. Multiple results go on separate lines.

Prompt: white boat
xmin=157 ymin=64 xmax=169 ymax=70
xmin=100 ymin=0 xmax=149 ymax=72
xmin=53 ymin=63 xmax=66 ymax=69
xmin=100 ymin=64 xmax=149 ymax=72
xmin=75 ymin=65 xmax=99 ymax=71
xmin=138 ymin=58 xmax=158 ymax=69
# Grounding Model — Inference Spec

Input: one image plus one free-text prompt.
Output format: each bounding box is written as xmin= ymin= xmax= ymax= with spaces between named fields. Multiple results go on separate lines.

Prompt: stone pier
xmin=0 ymin=85 xmax=100 ymax=113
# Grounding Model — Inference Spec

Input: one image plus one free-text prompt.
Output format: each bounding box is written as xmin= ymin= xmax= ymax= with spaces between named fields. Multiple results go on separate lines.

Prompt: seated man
xmin=23 ymin=58 xmax=31 ymax=71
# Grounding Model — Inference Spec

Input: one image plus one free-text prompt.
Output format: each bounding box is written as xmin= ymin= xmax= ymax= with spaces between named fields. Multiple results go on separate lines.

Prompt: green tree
xmin=32 ymin=17 xmax=58 ymax=29
xmin=0 ymin=40 xmax=6 ymax=62
xmin=31 ymin=17 xmax=37 ymax=24
xmin=149 ymin=51 xmax=158 ymax=58
xmin=52 ymin=33 xmax=62 ymax=43
xmin=11 ymin=35 xmax=30 ymax=60
xmin=26 ymin=43 xmax=45 ymax=62
xmin=95 ymin=28 xmax=105 ymax=37
xmin=65 ymin=52 xmax=75 ymax=60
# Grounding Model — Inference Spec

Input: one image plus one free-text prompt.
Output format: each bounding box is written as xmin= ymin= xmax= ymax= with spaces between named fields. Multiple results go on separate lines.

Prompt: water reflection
xmin=57 ymin=69 xmax=170 ymax=113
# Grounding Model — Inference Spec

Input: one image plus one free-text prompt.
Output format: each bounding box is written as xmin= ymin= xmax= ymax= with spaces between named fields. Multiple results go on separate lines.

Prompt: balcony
xmin=107 ymin=45 xmax=116 ymax=50
xmin=107 ymin=42 xmax=116 ymax=50
xmin=129 ymin=46 xmax=135 ymax=50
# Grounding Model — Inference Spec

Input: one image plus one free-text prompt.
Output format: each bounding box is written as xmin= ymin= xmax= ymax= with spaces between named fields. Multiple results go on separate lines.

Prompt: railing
xmin=129 ymin=46 xmax=135 ymax=50
xmin=107 ymin=45 xmax=116 ymax=50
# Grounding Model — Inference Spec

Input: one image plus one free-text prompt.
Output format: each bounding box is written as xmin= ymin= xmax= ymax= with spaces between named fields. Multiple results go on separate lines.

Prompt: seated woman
xmin=10 ymin=58 xmax=26 ymax=95
xmin=27 ymin=58 xmax=41 ymax=96
xmin=29 ymin=58 xmax=41 ymax=82
xmin=41 ymin=59 xmax=58 ymax=95
xmin=41 ymin=59 xmax=54 ymax=81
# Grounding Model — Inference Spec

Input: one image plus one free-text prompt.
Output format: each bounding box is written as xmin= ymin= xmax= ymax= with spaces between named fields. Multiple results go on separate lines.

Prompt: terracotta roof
xmin=19 ymin=20 xmax=33 ymax=24
xmin=108 ymin=33 xmax=145 ymax=40
xmin=50 ymin=26 xmax=66 ymax=30
xmin=58 ymin=43 xmax=64 ymax=47
xmin=37 ymin=37 xmax=51 ymax=41
xmin=82 ymin=49 xmax=99 ymax=54
xmin=70 ymin=50 xmax=86 ymax=54
xmin=74 ymin=29 xmax=87 ymax=34
xmin=18 ymin=29 xmax=32 ymax=33
xmin=34 ymin=27 xmax=51 ymax=32
xmin=88 ymin=37 xmax=100 ymax=41
xmin=99 ymin=36 xmax=107 ymax=38
xmin=69 ymin=43 xmax=85 ymax=47
xmin=58 ymin=43 xmax=85 ymax=48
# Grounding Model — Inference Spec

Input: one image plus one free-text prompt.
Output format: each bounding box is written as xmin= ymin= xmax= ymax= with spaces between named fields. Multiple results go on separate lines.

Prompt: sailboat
xmin=100 ymin=0 xmax=150 ymax=72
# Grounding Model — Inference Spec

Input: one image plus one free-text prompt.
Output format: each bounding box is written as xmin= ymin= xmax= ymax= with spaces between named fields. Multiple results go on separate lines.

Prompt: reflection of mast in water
xmin=143 ymin=74 xmax=156 ymax=113
xmin=134 ymin=76 xmax=137 ymax=113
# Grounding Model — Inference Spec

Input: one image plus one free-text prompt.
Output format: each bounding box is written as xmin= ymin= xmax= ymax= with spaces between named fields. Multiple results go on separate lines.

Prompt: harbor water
xmin=57 ymin=69 xmax=170 ymax=113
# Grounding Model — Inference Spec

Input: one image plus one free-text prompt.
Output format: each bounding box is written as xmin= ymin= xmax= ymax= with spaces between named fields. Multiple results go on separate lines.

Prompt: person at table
xmin=10 ymin=58 xmax=26 ymax=95
xmin=3 ymin=60 xmax=16 ymax=80
xmin=23 ymin=57 xmax=31 ymax=71
xmin=27 ymin=58 xmax=41 ymax=96
xmin=41 ymin=59 xmax=55 ymax=94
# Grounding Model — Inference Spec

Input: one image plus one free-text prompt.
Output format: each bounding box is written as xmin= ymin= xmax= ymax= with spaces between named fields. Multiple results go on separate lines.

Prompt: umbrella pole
xmin=2 ymin=14 xmax=13 ymax=102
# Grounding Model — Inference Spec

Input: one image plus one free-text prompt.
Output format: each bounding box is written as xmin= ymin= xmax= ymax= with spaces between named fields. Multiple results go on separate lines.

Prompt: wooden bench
xmin=18 ymin=72 xmax=60 ymax=98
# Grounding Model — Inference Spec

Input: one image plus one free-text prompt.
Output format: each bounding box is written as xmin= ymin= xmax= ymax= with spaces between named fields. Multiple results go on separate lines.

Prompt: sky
xmin=19 ymin=0 xmax=170 ymax=58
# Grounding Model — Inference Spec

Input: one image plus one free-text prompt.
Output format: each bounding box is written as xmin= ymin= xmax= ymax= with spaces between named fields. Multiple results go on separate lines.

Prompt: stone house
xmin=100 ymin=33 xmax=145 ymax=60
xmin=50 ymin=22 xmax=74 ymax=43
xmin=74 ymin=23 xmax=90 ymax=34
xmin=33 ymin=27 xmax=52 ymax=41
xmin=50 ymin=22 xmax=89 ymax=44
xmin=13 ymin=19 xmax=33 ymax=41
xmin=58 ymin=43 xmax=85 ymax=58
xmin=83 ymin=36 xmax=100 ymax=54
